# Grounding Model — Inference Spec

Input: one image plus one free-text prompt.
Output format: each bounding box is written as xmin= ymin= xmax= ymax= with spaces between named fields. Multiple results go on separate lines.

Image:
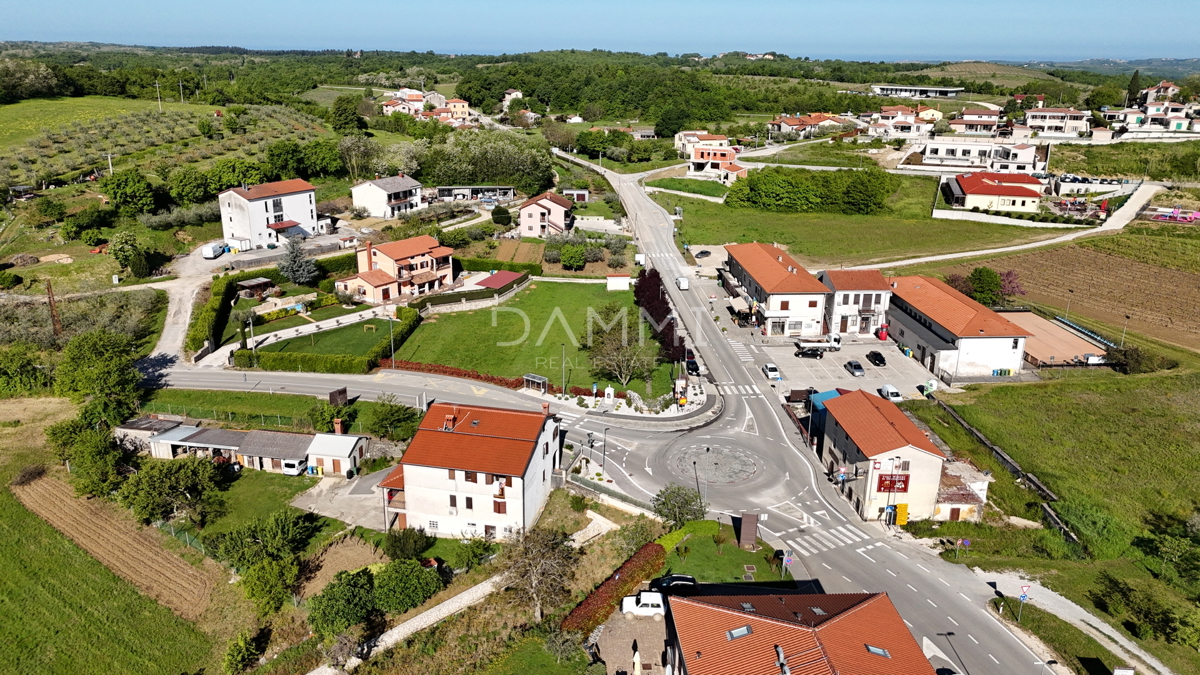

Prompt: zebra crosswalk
xmin=726 ymin=339 xmax=753 ymax=361
xmin=716 ymin=383 xmax=763 ymax=397
xmin=785 ymin=524 xmax=872 ymax=557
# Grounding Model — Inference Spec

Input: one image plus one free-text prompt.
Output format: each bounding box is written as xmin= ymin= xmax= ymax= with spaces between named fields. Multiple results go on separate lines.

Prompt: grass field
xmin=0 ymin=95 xmax=195 ymax=147
xmin=394 ymin=282 xmax=675 ymax=396
xmin=662 ymin=523 xmax=785 ymax=583
xmin=482 ymin=637 xmax=589 ymax=675
xmin=572 ymin=199 xmax=616 ymax=217
xmin=1049 ymin=140 xmax=1200 ymax=180
xmin=201 ymin=470 xmax=318 ymax=537
xmin=991 ymin=599 xmax=1125 ymax=675
xmin=910 ymin=62 xmax=1064 ymax=89
xmin=654 ymin=177 xmax=1068 ymax=266
xmin=770 ymin=139 xmax=884 ymax=168
xmin=298 ymin=86 xmax=361 ymax=108
xmin=1078 ymin=229 xmax=1200 ymax=274
xmin=258 ymin=317 xmax=389 ymax=355
xmin=0 ymin=398 xmax=214 ymax=675
xmin=645 ymin=177 xmax=728 ymax=197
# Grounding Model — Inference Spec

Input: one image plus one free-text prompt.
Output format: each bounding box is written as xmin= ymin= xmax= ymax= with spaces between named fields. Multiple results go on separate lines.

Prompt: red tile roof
xmin=371 ymin=235 xmax=446 ymax=262
xmin=266 ymin=219 xmax=301 ymax=231
xmin=887 ymin=275 xmax=1033 ymax=338
xmin=724 ymin=163 xmax=747 ymax=173
xmin=724 ymin=243 xmax=828 ymax=294
xmin=447 ymin=98 xmax=467 ymax=103
xmin=670 ymin=592 xmax=935 ymax=675
xmin=343 ymin=269 xmax=398 ymax=287
xmin=520 ymin=191 xmax=574 ymax=210
xmin=393 ymin=403 xmax=550 ymax=476
xmin=224 ymin=178 xmax=315 ymax=201
xmin=379 ymin=464 xmax=404 ymax=490
xmin=695 ymin=134 xmax=727 ymax=141
xmin=954 ymin=172 xmax=1043 ymax=198
xmin=822 ymin=269 xmax=890 ymax=291
xmin=476 ymin=270 xmax=523 ymax=289
xmin=961 ymin=109 xmax=1000 ymax=116
xmin=824 ymin=389 xmax=944 ymax=458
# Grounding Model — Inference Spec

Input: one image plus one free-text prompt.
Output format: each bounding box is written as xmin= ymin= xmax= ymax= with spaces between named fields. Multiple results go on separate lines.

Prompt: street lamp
xmin=887 ymin=455 xmax=901 ymax=526
xmin=561 ymin=343 xmax=566 ymax=399
xmin=704 ymin=447 xmax=711 ymax=502
xmin=693 ymin=460 xmax=701 ymax=497
xmin=1037 ymin=659 xmax=1058 ymax=675
xmin=1121 ymin=314 xmax=1131 ymax=347
xmin=602 ymin=427 xmax=609 ymax=473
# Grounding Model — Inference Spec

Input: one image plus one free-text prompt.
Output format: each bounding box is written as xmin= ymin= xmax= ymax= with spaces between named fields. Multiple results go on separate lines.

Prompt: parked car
xmin=866 ymin=350 xmax=887 ymax=367
xmin=651 ymin=574 xmax=698 ymax=594
xmin=686 ymin=360 xmax=700 ymax=376
xmin=281 ymin=458 xmax=308 ymax=476
xmin=844 ymin=360 xmax=865 ymax=377
xmin=694 ymin=250 xmax=711 ymax=259
xmin=878 ymin=384 xmax=903 ymax=402
xmin=686 ymin=348 xmax=696 ymax=361
xmin=621 ymin=591 xmax=665 ymax=620
xmin=795 ymin=347 xmax=825 ymax=360
xmin=762 ymin=362 xmax=782 ymax=380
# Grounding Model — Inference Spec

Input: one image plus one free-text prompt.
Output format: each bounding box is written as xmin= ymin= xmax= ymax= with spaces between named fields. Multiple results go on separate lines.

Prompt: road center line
xmin=947 ymin=616 xmax=958 ymax=626
xmin=958 ymin=592 xmax=970 ymax=600
xmin=927 ymin=599 xmax=937 ymax=607
xmin=989 ymin=654 xmax=999 ymax=664
xmin=906 ymin=584 xmax=918 ymax=592
xmin=917 ymin=564 xmax=930 ymax=573
xmin=887 ymin=569 xmax=897 ymax=577
xmin=968 ymin=634 xmax=978 ymax=644
xmin=821 ymin=563 xmax=831 ymax=570
xmin=938 ymin=578 xmax=950 ymax=586
xmin=842 ymin=575 xmax=852 ymax=582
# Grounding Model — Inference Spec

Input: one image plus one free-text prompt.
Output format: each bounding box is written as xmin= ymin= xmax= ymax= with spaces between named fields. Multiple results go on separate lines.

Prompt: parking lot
xmin=751 ymin=335 xmax=938 ymax=401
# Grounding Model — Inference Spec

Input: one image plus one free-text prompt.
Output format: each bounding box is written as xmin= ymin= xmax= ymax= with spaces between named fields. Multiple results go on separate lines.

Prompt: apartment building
xmin=219 ymin=179 xmax=318 ymax=251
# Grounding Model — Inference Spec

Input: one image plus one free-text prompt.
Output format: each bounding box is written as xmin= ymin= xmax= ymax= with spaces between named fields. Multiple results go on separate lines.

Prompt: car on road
xmin=621 ymin=591 xmax=665 ymax=620
xmin=844 ymin=360 xmax=865 ymax=377
xmin=686 ymin=360 xmax=700 ymax=376
xmin=762 ymin=362 xmax=782 ymax=380
xmin=675 ymin=276 xmax=690 ymax=291
xmin=878 ymin=384 xmax=903 ymax=402
xmin=795 ymin=347 xmax=824 ymax=360
xmin=866 ymin=350 xmax=887 ymax=367
xmin=650 ymin=574 xmax=698 ymax=594
xmin=694 ymin=250 xmax=711 ymax=259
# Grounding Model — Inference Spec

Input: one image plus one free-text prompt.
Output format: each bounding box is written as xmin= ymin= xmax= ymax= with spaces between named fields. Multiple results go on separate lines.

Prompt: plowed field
xmin=513 ymin=241 xmax=544 ymax=263
xmin=300 ymin=536 xmax=385 ymax=598
xmin=12 ymin=477 xmax=213 ymax=620
xmin=493 ymin=239 xmax=519 ymax=261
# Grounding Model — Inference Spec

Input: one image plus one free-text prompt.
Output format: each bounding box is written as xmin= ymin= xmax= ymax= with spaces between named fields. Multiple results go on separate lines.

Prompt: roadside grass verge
xmin=989 ymin=599 xmax=1128 ymax=675
xmin=646 ymin=177 xmax=728 ymax=197
xmin=661 ymin=523 xmax=786 ymax=583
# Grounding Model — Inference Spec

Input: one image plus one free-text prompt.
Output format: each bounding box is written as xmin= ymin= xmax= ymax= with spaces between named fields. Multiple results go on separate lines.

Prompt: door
xmin=271 ymin=458 xmax=281 ymax=470
xmin=382 ymin=287 xmax=391 ymax=301
xmin=859 ymin=316 xmax=871 ymax=333
xmin=332 ymin=459 xmax=342 ymax=475
xmin=950 ymin=508 xmax=961 ymax=522
xmin=839 ymin=316 xmax=849 ymax=333
xmin=484 ymin=525 xmax=496 ymax=537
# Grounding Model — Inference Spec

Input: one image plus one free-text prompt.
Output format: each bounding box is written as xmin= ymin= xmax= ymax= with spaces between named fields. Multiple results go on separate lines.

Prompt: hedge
xmin=379 ymin=359 xmax=526 ymax=388
xmin=234 ymin=350 xmax=371 ymax=374
xmin=186 ymin=269 xmax=287 ymax=352
xmin=315 ymin=252 xmax=358 ymax=278
xmin=365 ymin=307 xmax=422 ymax=363
xmin=408 ymin=273 xmax=528 ymax=310
xmin=561 ymin=542 xmax=665 ymax=634
xmin=458 ymin=257 xmax=542 ymax=276
xmin=257 ymin=307 xmax=300 ymax=323
xmin=656 ymin=520 xmax=719 ymax=552
xmin=310 ymin=293 xmax=340 ymax=310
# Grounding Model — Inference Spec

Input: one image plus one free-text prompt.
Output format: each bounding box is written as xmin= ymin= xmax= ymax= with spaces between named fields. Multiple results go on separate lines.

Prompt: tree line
xmin=725 ymin=166 xmax=900 ymax=215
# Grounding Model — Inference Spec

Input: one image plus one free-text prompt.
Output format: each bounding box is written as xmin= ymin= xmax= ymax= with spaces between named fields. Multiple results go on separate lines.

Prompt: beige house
xmin=916 ymin=104 xmax=944 ymax=121
xmin=335 ymin=236 xmax=453 ymax=303
xmin=942 ymin=172 xmax=1043 ymax=213
xmin=446 ymin=98 xmax=470 ymax=119
xmin=518 ymin=192 xmax=574 ymax=238
xmin=822 ymin=390 xmax=946 ymax=523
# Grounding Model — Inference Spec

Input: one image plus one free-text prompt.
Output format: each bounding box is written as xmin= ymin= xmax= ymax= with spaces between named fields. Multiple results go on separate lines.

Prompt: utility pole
xmin=46 ymin=281 xmax=62 ymax=338
xmin=561 ymin=343 xmax=566 ymax=398
xmin=153 ymin=81 xmax=163 ymax=113
xmin=103 ymin=153 xmax=116 ymax=176
xmin=178 ymin=80 xmax=185 ymax=104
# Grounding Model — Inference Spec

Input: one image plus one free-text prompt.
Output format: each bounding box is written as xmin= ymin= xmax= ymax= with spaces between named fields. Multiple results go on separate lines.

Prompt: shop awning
xmin=728 ymin=296 xmax=750 ymax=313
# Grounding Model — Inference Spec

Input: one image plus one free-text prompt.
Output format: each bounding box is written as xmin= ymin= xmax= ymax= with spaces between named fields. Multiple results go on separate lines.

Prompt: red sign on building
xmin=877 ymin=474 xmax=909 ymax=493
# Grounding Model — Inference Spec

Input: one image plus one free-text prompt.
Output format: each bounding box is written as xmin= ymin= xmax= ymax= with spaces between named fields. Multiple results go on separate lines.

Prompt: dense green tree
xmin=197 ymin=117 xmax=215 ymax=139
xmin=308 ymin=569 xmax=376 ymax=639
xmin=0 ymin=342 xmax=51 ymax=394
xmin=842 ymin=168 xmax=894 ymax=215
xmin=363 ymin=393 xmax=421 ymax=441
xmin=305 ymin=400 xmax=356 ymax=433
xmin=560 ymin=244 xmax=586 ymax=270
xmin=1127 ymin=70 xmax=1142 ymax=106
xmin=117 ymin=457 xmax=224 ymax=525
xmin=69 ymin=429 xmax=125 ymax=497
xmin=168 ymin=166 xmax=212 ymax=205
xmin=207 ymin=158 xmax=265 ymax=193
xmin=212 ymin=509 xmax=314 ymax=570
xmin=0 ymin=269 xmax=20 ymax=289
xmin=651 ymin=483 xmax=707 ymax=530
xmin=373 ymin=559 xmax=443 ymax=613
xmin=654 ymin=107 xmax=690 ymax=139
xmin=330 ymin=94 xmax=367 ymax=135
xmin=240 ymin=557 xmax=299 ymax=616
xmin=1085 ymin=86 xmax=1125 ymax=111
xmin=222 ymin=630 xmax=262 ymax=675
xmin=490 ymin=205 xmax=512 ymax=226
xmin=102 ymin=169 xmax=155 ymax=215
xmin=35 ymin=197 xmax=67 ymax=223
xmin=301 ymin=138 xmax=344 ymax=177
xmin=107 ymin=231 xmax=142 ymax=271
xmin=277 ymin=236 xmax=320 ymax=285
xmin=966 ymin=267 xmax=1003 ymax=307
xmin=382 ymin=526 xmax=434 ymax=561
xmin=265 ymin=140 xmax=305 ymax=180
xmin=53 ymin=330 xmax=140 ymax=423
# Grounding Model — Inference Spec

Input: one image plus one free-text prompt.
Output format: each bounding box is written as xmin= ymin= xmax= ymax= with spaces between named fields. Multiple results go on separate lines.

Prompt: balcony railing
xmin=386 ymin=494 xmax=406 ymax=510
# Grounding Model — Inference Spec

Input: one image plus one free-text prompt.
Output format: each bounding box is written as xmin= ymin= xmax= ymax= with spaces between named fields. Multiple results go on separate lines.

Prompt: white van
xmin=675 ymin=276 xmax=690 ymax=291
xmin=281 ymin=458 xmax=308 ymax=476
xmin=201 ymin=243 xmax=224 ymax=260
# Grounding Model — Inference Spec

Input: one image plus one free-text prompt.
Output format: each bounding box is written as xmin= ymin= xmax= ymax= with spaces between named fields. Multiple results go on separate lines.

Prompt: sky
xmin=3 ymin=0 xmax=1198 ymax=62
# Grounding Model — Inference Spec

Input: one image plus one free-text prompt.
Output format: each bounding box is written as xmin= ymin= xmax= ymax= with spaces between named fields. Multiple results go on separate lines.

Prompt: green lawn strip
xmin=0 ymin=95 xmax=196 ymax=147
xmin=482 ymin=637 xmax=589 ymax=675
xmin=661 ymin=523 xmax=786 ymax=583
xmin=220 ymin=300 xmax=374 ymax=347
xmin=646 ymin=177 xmax=728 ymax=197
xmin=202 ymin=470 xmax=319 ymax=537
xmin=311 ymin=176 xmax=354 ymax=202
xmin=653 ymin=184 xmax=1069 ymax=267
xmin=392 ymin=283 xmax=674 ymax=397
xmin=143 ymin=389 xmax=331 ymax=418
xmin=989 ymin=599 xmax=1126 ymax=675
xmin=259 ymin=318 xmax=391 ymax=355
xmin=572 ymin=199 xmax=615 ymax=218
xmin=770 ymin=141 xmax=883 ymax=168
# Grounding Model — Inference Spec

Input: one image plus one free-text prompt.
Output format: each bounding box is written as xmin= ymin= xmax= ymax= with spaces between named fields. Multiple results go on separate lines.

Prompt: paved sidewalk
xmin=570 ymin=509 xmax=620 ymax=547
xmin=976 ymin=568 xmax=1174 ymax=675
xmin=197 ymin=305 xmax=391 ymax=367
xmin=308 ymin=574 xmax=503 ymax=674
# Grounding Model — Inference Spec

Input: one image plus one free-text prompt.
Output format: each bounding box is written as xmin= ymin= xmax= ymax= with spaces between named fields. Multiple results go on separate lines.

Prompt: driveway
xmin=291 ymin=466 xmax=393 ymax=532
xmin=755 ymin=336 xmax=937 ymax=400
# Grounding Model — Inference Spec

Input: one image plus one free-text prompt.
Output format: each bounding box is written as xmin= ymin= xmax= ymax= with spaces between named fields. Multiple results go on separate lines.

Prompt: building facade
xmin=942 ymin=172 xmax=1044 ymax=213
xmin=723 ymin=242 xmax=829 ymax=337
xmin=219 ymin=179 xmax=318 ymax=250
xmin=518 ymin=192 xmax=574 ymax=238
xmin=350 ymin=174 xmax=424 ymax=218
xmin=818 ymin=269 xmax=892 ymax=335
xmin=335 ymin=236 xmax=453 ymax=303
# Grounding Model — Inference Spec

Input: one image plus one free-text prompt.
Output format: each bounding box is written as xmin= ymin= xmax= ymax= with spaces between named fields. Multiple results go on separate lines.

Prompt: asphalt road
xmin=555 ymin=150 xmax=1057 ymax=675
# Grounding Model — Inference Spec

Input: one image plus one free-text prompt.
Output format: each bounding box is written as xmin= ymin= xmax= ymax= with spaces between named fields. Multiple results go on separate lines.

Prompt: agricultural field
xmin=645 ymin=177 xmax=728 ymax=197
xmin=932 ymin=244 xmax=1200 ymax=349
xmin=769 ymin=139 xmax=885 ymax=168
xmin=910 ymin=62 xmax=1066 ymax=88
xmin=393 ymin=281 xmax=676 ymax=396
xmin=0 ymin=398 xmax=217 ymax=675
xmin=1049 ymin=140 xmax=1200 ymax=180
xmin=0 ymin=95 xmax=194 ymax=147
xmin=0 ymin=288 xmax=168 ymax=355
xmin=298 ymin=85 xmax=365 ymax=107
xmin=654 ymin=177 xmax=1068 ymax=267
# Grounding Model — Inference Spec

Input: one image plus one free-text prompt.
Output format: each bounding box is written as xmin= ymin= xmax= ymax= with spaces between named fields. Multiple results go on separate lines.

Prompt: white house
xmin=948 ymin=109 xmax=1001 ymax=135
xmin=502 ymin=89 xmax=523 ymax=111
xmin=918 ymin=140 xmax=1045 ymax=173
xmin=306 ymin=432 xmax=369 ymax=477
xmin=351 ymin=174 xmax=424 ymax=219
xmin=941 ymin=172 xmax=1044 ymax=213
xmin=818 ymin=269 xmax=892 ymax=336
xmin=1023 ymin=108 xmax=1090 ymax=136
xmin=822 ymin=389 xmax=946 ymax=523
xmin=886 ymin=275 xmax=1031 ymax=381
xmin=674 ymin=130 xmax=730 ymax=157
xmin=219 ymin=179 xmax=319 ymax=251
xmin=723 ymin=242 xmax=829 ymax=337
xmin=377 ymin=402 xmax=561 ymax=539
xmin=1141 ymin=80 xmax=1180 ymax=104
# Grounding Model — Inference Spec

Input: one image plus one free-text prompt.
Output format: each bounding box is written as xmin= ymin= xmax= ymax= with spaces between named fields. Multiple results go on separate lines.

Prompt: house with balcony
xmin=722 ymin=242 xmax=828 ymax=337
xmin=518 ymin=191 xmax=574 ymax=238
xmin=948 ymin=109 xmax=1001 ymax=135
xmin=687 ymin=146 xmax=740 ymax=181
xmin=334 ymin=236 xmax=453 ymax=303
xmin=1141 ymin=80 xmax=1180 ymax=104
xmin=1101 ymin=107 xmax=1144 ymax=125
xmin=1023 ymin=108 xmax=1090 ymax=136
xmin=818 ymin=269 xmax=892 ymax=335
xmin=377 ymin=402 xmax=561 ymax=539
xmin=918 ymin=140 xmax=1045 ymax=173
xmin=350 ymin=174 xmax=424 ymax=218
xmin=674 ymin=130 xmax=730 ymax=156
xmin=219 ymin=178 xmax=319 ymax=251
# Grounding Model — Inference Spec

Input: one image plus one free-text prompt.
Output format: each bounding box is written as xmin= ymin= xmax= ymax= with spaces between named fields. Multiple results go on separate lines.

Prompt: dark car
xmin=795 ymin=347 xmax=824 ymax=360
xmin=686 ymin=360 xmax=700 ymax=376
xmin=651 ymin=574 xmax=698 ymax=594
xmin=686 ymin=348 xmax=696 ymax=361
xmin=694 ymin=250 xmax=711 ymax=259
xmin=866 ymin=350 xmax=887 ymax=367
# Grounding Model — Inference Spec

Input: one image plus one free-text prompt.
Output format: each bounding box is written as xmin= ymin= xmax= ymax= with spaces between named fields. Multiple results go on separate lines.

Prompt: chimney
xmin=333 ymin=418 xmax=344 ymax=434
xmin=542 ymin=402 xmax=550 ymax=415
xmin=891 ymin=281 xmax=897 ymax=288
xmin=365 ymin=240 xmax=373 ymax=259
xmin=443 ymin=414 xmax=456 ymax=430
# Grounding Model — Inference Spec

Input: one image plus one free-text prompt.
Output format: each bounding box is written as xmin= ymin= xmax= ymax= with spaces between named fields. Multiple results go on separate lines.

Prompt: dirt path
xmin=12 ymin=477 xmax=213 ymax=620
xmin=300 ymin=536 xmax=386 ymax=598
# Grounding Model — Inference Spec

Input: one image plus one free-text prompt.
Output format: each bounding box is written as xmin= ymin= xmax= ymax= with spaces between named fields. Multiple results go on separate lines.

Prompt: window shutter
xmin=448 ymin=469 xmax=455 ymax=479
xmin=450 ymin=495 xmax=457 ymax=507
xmin=506 ymin=476 xmax=513 ymax=488
xmin=494 ymin=501 xmax=507 ymax=514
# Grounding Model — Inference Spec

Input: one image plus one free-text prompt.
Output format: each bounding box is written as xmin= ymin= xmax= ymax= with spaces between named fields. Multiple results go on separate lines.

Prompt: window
xmin=429 ymin=521 xmax=438 ymax=530
xmin=494 ymin=501 xmax=507 ymax=514
xmin=309 ymin=194 xmax=313 ymax=204
xmin=740 ymin=602 xmax=756 ymax=612
xmin=853 ymin=294 xmax=860 ymax=304
xmin=808 ymin=300 xmax=817 ymax=308
xmin=465 ymin=497 xmax=473 ymax=509
xmin=866 ymin=645 xmax=891 ymax=658
xmin=726 ymin=625 xmax=753 ymax=640
xmin=779 ymin=301 xmax=790 ymax=310
xmin=274 ymin=214 xmax=284 ymax=223
xmin=449 ymin=495 xmax=457 ymax=507
xmin=311 ymin=209 xmax=315 ymax=219
xmin=543 ymin=470 xmax=546 ymax=482
xmin=448 ymin=469 xmax=455 ymax=479
xmin=505 ymin=476 xmax=513 ymax=488
xmin=465 ymin=471 xmax=477 ymax=483
xmin=928 ymin=147 xmax=939 ymax=155
xmin=899 ymin=460 xmax=910 ymax=472
xmin=486 ymin=473 xmax=494 ymax=485
xmin=842 ymin=294 xmax=849 ymax=305
xmin=543 ymin=442 xmax=548 ymax=457
xmin=875 ymin=294 xmax=881 ymax=305
xmin=810 ymin=606 xmax=827 ymax=616
xmin=272 ymin=198 xmax=283 ymax=213
xmin=1013 ymin=338 xmax=1020 ymax=349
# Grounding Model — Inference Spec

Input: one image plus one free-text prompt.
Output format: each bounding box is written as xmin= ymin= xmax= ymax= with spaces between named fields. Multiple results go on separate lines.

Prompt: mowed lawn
xmin=0 ymin=398 xmax=212 ymax=675
xmin=0 ymin=95 xmax=195 ymax=147
xmin=394 ymin=283 xmax=675 ymax=396
xmin=654 ymin=177 xmax=1068 ymax=267
xmin=260 ymin=318 xmax=390 ymax=355
xmin=646 ymin=177 xmax=728 ymax=197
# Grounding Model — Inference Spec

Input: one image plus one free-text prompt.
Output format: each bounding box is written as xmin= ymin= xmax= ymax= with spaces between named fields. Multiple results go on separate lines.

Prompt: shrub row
xmin=561 ymin=542 xmax=666 ymax=634
xmin=186 ymin=269 xmax=287 ymax=352
xmin=458 ymin=257 xmax=542 ymax=276
xmin=365 ymin=307 xmax=422 ymax=363
xmin=379 ymin=359 xmax=526 ymax=388
xmin=655 ymin=519 xmax=719 ymax=552
xmin=968 ymin=206 xmax=1090 ymax=225
xmin=257 ymin=307 xmax=300 ymax=323
xmin=234 ymin=350 xmax=371 ymax=374
xmin=314 ymin=252 xmax=358 ymax=278
xmin=310 ymin=293 xmax=340 ymax=310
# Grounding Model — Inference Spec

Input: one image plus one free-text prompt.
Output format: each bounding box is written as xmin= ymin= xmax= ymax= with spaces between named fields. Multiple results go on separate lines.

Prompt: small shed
xmin=114 ymin=417 xmax=182 ymax=452
xmin=306 ymin=433 xmax=369 ymax=477
xmin=236 ymin=277 xmax=275 ymax=297
xmin=606 ymin=274 xmax=631 ymax=291
xmin=236 ymin=430 xmax=312 ymax=473
xmin=562 ymin=188 xmax=590 ymax=203
xmin=477 ymin=270 xmax=523 ymax=289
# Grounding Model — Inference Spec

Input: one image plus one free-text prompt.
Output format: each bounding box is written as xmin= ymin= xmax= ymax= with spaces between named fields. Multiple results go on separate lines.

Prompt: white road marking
xmin=821 ymin=563 xmax=831 ymax=569
xmin=904 ymin=620 xmax=912 ymax=628
xmin=939 ymin=578 xmax=950 ymax=586
xmin=988 ymin=654 xmax=999 ymax=664
xmin=927 ymin=599 xmax=937 ymax=607
xmin=947 ymin=616 xmax=958 ymax=626
xmin=917 ymin=564 xmax=931 ymax=573
xmin=968 ymin=634 xmax=978 ymax=644
xmin=842 ymin=576 xmax=852 ymax=582
xmin=856 ymin=548 xmax=876 ymax=562
xmin=958 ymin=592 xmax=970 ymax=600
xmin=895 ymin=551 xmax=909 ymax=559
xmin=907 ymin=584 xmax=918 ymax=592
xmin=887 ymin=569 xmax=897 ymax=577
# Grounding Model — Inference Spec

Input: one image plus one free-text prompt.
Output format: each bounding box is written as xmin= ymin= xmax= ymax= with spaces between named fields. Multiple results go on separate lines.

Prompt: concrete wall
xmin=930 ymin=208 xmax=1079 ymax=227
xmin=351 ymin=184 xmax=389 ymax=219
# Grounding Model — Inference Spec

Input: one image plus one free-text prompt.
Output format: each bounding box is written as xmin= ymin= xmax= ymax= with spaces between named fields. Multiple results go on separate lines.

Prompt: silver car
xmin=844 ymin=360 xmax=865 ymax=377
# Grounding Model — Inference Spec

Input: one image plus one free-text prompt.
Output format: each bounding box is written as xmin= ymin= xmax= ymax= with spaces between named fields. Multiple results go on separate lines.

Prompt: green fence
xmin=137 ymin=402 xmax=365 ymax=434
xmin=155 ymin=520 xmax=209 ymax=557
